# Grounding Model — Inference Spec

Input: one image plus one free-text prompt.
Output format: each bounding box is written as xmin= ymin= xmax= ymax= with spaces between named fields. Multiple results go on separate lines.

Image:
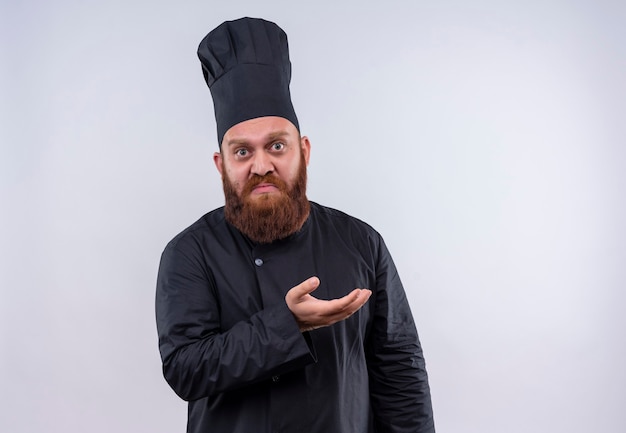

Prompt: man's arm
xmin=156 ymin=242 xmax=371 ymax=402
xmin=366 ymin=237 xmax=435 ymax=433
xmin=156 ymin=243 xmax=314 ymax=401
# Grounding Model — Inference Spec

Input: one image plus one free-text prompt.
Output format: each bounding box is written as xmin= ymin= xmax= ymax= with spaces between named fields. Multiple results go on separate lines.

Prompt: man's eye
xmin=271 ymin=142 xmax=285 ymax=151
xmin=235 ymin=149 xmax=248 ymax=157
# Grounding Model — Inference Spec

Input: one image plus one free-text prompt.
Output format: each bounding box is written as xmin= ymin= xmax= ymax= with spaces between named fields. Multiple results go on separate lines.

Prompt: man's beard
xmin=222 ymin=154 xmax=310 ymax=244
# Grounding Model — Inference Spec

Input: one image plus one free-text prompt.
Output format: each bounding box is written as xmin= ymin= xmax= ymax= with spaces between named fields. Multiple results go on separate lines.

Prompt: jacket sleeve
xmin=366 ymin=236 xmax=435 ymax=433
xmin=155 ymin=240 xmax=316 ymax=402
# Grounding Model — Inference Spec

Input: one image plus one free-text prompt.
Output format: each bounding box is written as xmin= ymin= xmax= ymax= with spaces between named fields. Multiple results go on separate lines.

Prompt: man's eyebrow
xmin=266 ymin=130 xmax=289 ymax=141
xmin=224 ymin=138 xmax=248 ymax=148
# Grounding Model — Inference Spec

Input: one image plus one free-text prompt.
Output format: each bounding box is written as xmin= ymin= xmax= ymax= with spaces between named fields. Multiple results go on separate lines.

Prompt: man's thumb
xmin=290 ymin=276 xmax=320 ymax=299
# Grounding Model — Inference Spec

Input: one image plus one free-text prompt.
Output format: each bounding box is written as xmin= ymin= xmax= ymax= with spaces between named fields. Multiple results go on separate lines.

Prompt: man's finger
xmin=342 ymin=288 xmax=371 ymax=312
xmin=287 ymin=276 xmax=320 ymax=301
xmin=318 ymin=289 xmax=372 ymax=317
xmin=320 ymin=289 xmax=372 ymax=323
xmin=318 ymin=288 xmax=361 ymax=312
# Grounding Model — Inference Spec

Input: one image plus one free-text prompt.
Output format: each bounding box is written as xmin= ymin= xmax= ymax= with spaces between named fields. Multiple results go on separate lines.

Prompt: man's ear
xmin=301 ymin=136 xmax=311 ymax=166
xmin=213 ymin=152 xmax=223 ymax=175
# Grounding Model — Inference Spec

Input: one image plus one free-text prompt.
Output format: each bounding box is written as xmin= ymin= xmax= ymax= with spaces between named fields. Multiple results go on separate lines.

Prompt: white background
xmin=2 ymin=1 xmax=625 ymax=432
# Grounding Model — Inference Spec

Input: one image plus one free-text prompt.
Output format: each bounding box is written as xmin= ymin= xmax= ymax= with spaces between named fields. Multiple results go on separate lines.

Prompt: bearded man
xmin=156 ymin=17 xmax=435 ymax=433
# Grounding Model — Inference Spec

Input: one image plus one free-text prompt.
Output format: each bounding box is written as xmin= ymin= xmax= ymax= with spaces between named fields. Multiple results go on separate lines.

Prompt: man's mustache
xmin=242 ymin=174 xmax=289 ymax=196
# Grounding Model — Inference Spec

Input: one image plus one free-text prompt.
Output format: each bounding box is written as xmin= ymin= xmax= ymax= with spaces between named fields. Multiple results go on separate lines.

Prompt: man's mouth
xmin=251 ymin=183 xmax=280 ymax=194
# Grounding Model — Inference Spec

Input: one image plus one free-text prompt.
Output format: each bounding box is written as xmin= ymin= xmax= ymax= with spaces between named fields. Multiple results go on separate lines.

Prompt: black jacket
xmin=156 ymin=202 xmax=434 ymax=432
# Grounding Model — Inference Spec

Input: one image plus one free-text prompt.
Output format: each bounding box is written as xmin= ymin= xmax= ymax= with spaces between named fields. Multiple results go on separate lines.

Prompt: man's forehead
xmin=222 ymin=116 xmax=297 ymax=146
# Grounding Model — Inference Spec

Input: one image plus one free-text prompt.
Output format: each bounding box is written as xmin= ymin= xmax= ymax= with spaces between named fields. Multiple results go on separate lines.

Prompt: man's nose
xmin=251 ymin=152 xmax=274 ymax=176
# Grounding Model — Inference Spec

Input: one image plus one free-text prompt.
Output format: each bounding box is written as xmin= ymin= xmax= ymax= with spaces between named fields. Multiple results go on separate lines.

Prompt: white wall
xmin=2 ymin=1 xmax=624 ymax=432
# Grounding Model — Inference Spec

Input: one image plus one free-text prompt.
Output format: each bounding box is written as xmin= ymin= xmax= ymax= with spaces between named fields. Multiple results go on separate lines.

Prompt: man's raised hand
xmin=285 ymin=277 xmax=372 ymax=332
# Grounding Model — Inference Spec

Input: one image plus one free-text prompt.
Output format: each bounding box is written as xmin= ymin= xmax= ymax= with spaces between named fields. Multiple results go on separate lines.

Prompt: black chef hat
xmin=197 ymin=17 xmax=300 ymax=146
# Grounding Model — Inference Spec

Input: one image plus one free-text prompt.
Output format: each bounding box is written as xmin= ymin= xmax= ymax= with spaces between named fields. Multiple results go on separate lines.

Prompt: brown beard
xmin=222 ymin=153 xmax=310 ymax=244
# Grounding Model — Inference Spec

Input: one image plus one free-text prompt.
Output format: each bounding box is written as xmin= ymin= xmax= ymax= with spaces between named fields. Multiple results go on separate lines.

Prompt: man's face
xmin=214 ymin=116 xmax=310 ymax=200
xmin=214 ymin=116 xmax=312 ymax=243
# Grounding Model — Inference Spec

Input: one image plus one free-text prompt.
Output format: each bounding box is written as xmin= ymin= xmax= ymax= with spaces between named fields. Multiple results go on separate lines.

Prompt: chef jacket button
xmin=254 ymin=258 xmax=263 ymax=266
xmin=272 ymin=375 xmax=280 ymax=382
